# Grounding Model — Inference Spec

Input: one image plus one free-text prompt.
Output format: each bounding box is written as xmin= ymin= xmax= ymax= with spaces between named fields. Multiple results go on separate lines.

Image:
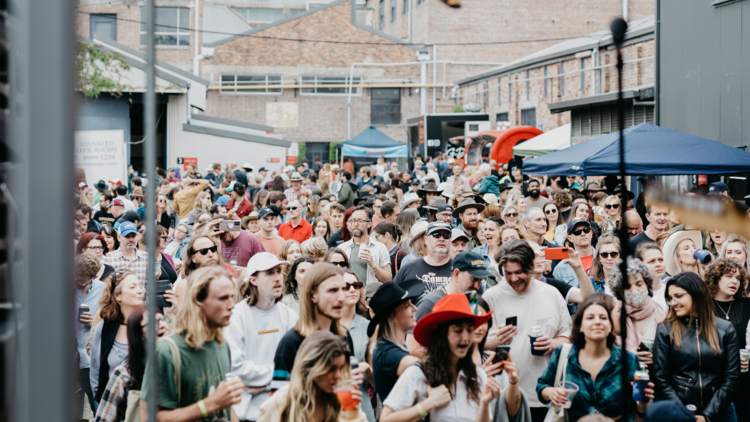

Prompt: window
xmin=559 ymin=62 xmax=565 ymax=95
xmin=526 ymin=70 xmax=530 ymax=101
xmin=496 ymin=112 xmax=509 ymax=122
xmin=235 ymin=8 xmax=284 ymax=23
xmin=380 ymin=0 xmax=384 ymax=29
xmin=300 ymin=76 xmax=361 ymax=95
xmin=392 ymin=0 xmax=397 ymax=21
xmin=220 ymin=75 xmax=282 ymax=94
xmin=371 ymin=88 xmax=401 ymax=125
xmin=403 ymin=0 xmax=409 ymax=14
xmin=290 ymin=9 xmax=307 ymax=16
xmin=90 ymin=14 xmax=117 ymax=41
xmin=305 ymin=142 xmax=330 ymax=164
xmin=140 ymin=7 xmax=190 ymax=46
xmin=544 ymin=66 xmax=548 ymax=98
xmin=580 ymin=58 xmax=586 ymax=92
xmin=418 ymin=0 xmax=425 ymax=5
xmin=521 ymin=108 xmax=536 ymax=127
xmin=571 ymin=103 xmax=655 ymax=138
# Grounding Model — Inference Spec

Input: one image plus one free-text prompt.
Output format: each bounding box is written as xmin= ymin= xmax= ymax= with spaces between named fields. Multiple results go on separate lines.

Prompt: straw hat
xmin=402 ymin=192 xmax=422 ymax=208
xmin=662 ymin=230 xmax=703 ymax=276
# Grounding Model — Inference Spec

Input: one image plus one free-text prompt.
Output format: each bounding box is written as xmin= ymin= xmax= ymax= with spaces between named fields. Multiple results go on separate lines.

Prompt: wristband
xmin=198 ymin=400 xmax=209 ymax=417
xmin=370 ymin=264 xmax=378 ymax=270
xmin=416 ymin=402 xmax=428 ymax=418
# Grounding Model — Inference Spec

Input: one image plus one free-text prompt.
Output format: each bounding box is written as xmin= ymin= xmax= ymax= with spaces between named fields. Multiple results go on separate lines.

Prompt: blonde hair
xmin=603 ymin=195 xmax=621 ymax=207
xmin=477 ymin=163 xmax=491 ymax=177
xmin=277 ymin=239 xmax=301 ymax=261
xmin=296 ymin=263 xmax=346 ymax=338
xmin=493 ymin=224 xmax=528 ymax=249
xmin=280 ymin=331 xmax=350 ymax=422
xmin=670 ymin=237 xmax=706 ymax=278
xmin=175 ymin=266 xmax=232 ymax=349
xmin=301 ymin=237 xmax=328 ymax=259
xmin=192 ymin=191 xmax=210 ymax=213
xmin=501 ymin=204 xmax=521 ymax=221
xmin=720 ymin=234 xmax=750 ymax=277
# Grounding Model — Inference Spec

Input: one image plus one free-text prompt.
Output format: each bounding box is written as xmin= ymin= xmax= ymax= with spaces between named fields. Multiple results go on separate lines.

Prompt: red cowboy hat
xmin=413 ymin=293 xmax=492 ymax=347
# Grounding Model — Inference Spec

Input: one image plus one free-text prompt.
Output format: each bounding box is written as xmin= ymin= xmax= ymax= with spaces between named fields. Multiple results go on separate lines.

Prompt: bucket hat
xmin=452 ymin=198 xmax=485 ymax=219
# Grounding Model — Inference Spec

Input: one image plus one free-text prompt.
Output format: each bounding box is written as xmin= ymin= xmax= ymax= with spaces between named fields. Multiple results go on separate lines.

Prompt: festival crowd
xmin=72 ymin=154 xmax=750 ymax=422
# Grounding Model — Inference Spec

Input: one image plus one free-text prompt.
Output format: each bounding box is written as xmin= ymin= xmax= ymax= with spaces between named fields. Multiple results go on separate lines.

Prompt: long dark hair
xmin=422 ymin=319 xmax=481 ymax=404
xmin=99 ymin=224 xmax=120 ymax=250
xmin=569 ymin=293 xmax=616 ymax=349
xmin=341 ymin=207 xmax=354 ymax=242
xmin=373 ymin=221 xmax=401 ymax=243
xmin=126 ymin=307 xmax=147 ymax=390
xmin=272 ymin=176 xmax=285 ymax=192
xmin=476 ymin=298 xmax=493 ymax=363
xmin=664 ymin=272 xmax=721 ymax=355
xmin=285 ymin=256 xmax=316 ymax=300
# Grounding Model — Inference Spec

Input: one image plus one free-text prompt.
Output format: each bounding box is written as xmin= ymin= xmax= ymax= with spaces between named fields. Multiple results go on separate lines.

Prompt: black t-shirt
xmin=628 ymin=231 xmax=655 ymax=251
xmin=157 ymin=212 xmax=173 ymax=230
xmin=373 ymin=341 xmax=411 ymax=401
xmin=392 ymin=258 xmax=453 ymax=300
xmin=416 ymin=288 xmax=448 ymax=322
xmin=94 ymin=211 xmax=116 ymax=227
xmin=327 ymin=229 xmax=344 ymax=248
xmin=272 ymin=326 xmax=355 ymax=392
xmin=542 ymin=277 xmax=573 ymax=303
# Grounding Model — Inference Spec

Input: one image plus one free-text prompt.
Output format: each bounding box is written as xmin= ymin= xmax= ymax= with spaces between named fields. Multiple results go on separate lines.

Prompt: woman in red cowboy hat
xmin=380 ymin=293 xmax=523 ymax=422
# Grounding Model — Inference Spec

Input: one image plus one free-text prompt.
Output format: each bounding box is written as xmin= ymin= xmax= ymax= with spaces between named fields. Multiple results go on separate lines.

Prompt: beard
xmin=528 ymin=189 xmax=540 ymax=198
xmin=463 ymin=219 xmax=478 ymax=230
xmin=352 ymin=229 xmax=365 ymax=238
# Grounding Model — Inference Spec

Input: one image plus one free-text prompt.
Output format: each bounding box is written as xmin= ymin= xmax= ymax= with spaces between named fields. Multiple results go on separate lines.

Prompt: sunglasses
xmin=111 ymin=269 xmax=128 ymax=292
xmin=571 ymin=227 xmax=592 ymax=236
xmin=194 ymin=245 xmax=218 ymax=255
xmin=605 ymin=204 xmax=620 ymax=210
xmin=600 ymin=251 xmax=620 ymax=259
xmin=345 ymin=281 xmax=364 ymax=290
xmin=287 ymin=206 xmax=300 ymax=211
xmin=330 ymin=260 xmax=349 ymax=268
xmin=506 ymin=213 xmax=518 ymax=218
xmin=429 ymin=232 xmax=451 ymax=239
xmin=160 ymin=236 xmax=168 ymax=240
xmin=545 ymin=209 xmax=558 ymax=215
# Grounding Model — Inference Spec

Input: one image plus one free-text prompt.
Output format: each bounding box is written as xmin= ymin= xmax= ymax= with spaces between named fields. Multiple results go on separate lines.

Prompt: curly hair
xmin=704 ymin=258 xmax=748 ymax=301
xmin=75 ymin=252 xmax=101 ymax=281
xmin=552 ymin=189 xmax=572 ymax=210
xmin=570 ymin=294 xmax=616 ymax=349
xmin=422 ymin=320 xmax=481 ymax=404
xmin=608 ymin=257 xmax=654 ymax=300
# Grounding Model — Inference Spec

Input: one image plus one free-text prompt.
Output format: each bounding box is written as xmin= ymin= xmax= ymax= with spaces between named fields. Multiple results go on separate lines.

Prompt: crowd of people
xmin=72 ymin=154 xmax=750 ymax=422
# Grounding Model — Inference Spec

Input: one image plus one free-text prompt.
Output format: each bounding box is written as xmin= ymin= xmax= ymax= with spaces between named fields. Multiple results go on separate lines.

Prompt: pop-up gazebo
xmin=342 ymin=125 xmax=408 ymax=158
xmin=522 ymin=123 xmax=750 ymax=176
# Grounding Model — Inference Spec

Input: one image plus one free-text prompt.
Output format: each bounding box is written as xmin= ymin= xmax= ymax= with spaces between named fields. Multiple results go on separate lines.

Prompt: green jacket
xmin=338 ymin=181 xmax=359 ymax=209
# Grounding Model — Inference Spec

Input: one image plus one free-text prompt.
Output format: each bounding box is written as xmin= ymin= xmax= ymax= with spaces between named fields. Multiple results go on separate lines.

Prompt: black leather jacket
xmin=653 ymin=317 xmax=740 ymax=421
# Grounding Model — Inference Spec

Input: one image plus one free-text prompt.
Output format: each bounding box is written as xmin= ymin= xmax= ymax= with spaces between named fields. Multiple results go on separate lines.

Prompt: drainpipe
xmin=193 ymin=47 xmax=214 ymax=76
xmin=193 ymin=0 xmax=201 ymax=75
xmin=432 ymin=45 xmax=437 ymax=113
xmin=622 ymin=0 xmax=628 ymax=21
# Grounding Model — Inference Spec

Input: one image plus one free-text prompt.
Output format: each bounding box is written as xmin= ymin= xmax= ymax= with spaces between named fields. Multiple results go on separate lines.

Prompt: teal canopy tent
xmin=342 ymin=125 xmax=408 ymax=157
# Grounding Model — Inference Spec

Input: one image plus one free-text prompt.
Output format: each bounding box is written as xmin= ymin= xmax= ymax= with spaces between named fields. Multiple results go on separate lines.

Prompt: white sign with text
xmin=74 ymin=130 xmax=127 ymax=186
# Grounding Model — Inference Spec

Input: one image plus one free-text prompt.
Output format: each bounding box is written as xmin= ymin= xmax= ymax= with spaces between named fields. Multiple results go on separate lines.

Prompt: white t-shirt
xmin=651 ymin=282 xmax=668 ymax=310
xmin=383 ymin=365 xmax=494 ymax=422
xmin=223 ymin=300 xmax=299 ymax=421
xmin=482 ymin=279 xmax=572 ymax=408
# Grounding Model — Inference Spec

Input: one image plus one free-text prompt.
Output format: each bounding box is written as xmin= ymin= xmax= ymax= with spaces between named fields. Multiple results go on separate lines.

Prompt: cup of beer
xmin=334 ymin=379 xmax=360 ymax=412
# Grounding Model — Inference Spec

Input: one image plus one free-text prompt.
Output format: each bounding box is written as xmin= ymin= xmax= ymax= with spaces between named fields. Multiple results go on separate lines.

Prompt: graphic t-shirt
xmin=392 ymin=257 xmax=453 ymax=300
xmin=94 ymin=211 xmax=116 ymax=227
xmin=141 ymin=332 xmax=232 ymax=421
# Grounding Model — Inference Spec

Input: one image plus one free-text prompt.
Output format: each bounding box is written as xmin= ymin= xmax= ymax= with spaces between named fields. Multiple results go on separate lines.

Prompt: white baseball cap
xmin=245 ymin=252 xmax=290 ymax=278
xmin=284 ymin=165 xmax=295 ymax=172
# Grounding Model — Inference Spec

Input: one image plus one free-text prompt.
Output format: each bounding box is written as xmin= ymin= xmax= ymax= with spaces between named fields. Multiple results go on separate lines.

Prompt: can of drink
xmin=740 ymin=349 xmax=750 ymax=372
xmin=686 ymin=404 xmax=697 ymax=414
xmin=529 ymin=326 xmax=545 ymax=356
xmin=693 ymin=249 xmax=712 ymax=265
xmin=350 ymin=356 xmax=359 ymax=370
xmin=78 ymin=303 xmax=90 ymax=325
xmin=633 ymin=363 xmax=650 ymax=404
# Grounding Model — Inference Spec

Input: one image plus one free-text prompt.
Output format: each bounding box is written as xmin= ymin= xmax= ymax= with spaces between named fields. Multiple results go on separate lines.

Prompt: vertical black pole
xmin=145 ymin=0 xmax=158 ymax=421
xmin=610 ymin=17 xmax=630 ymax=416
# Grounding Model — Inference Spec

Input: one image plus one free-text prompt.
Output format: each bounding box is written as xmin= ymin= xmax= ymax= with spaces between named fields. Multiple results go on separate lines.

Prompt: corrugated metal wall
xmin=167 ymin=95 xmax=288 ymax=173
xmin=659 ymin=0 xmax=750 ymax=150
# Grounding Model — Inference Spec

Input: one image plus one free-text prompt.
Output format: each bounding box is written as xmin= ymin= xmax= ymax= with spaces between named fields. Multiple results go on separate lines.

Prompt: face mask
xmin=529 ymin=189 xmax=540 ymax=198
xmin=129 ymin=169 xmax=134 ymax=174
xmin=624 ymin=289 xmax=649 ymax=308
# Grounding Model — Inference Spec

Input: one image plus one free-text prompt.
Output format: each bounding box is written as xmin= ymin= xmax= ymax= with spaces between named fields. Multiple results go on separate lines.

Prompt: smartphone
xmin=220 ymin=220 xmax=241 ymax=232
xmin=505 ymin=316 xmax=517 ymax=327
xmin=637 ymin=342 xmax=650 ymax=353
xmin=493 ymin=345 xmax=511 ymax=365
xmin=545 ymin=247 xmax=570 ymax=260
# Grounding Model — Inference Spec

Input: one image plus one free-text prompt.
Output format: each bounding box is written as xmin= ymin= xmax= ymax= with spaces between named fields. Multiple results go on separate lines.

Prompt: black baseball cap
xmin=258 ymin=207 xmax=278 ymax=219
xmin=567 ymin=218 xmax=591 ymax=235
xmin=425 ymin=221 xmax=452 ymax=236
xmin=436 ymin=204 xmax=454 ymax=214
xmin=453 ymin=252 xmax=492 ymax=278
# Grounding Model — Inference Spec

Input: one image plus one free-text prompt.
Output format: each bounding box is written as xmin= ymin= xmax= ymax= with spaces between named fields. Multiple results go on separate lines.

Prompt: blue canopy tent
xmin=342 ymin=125 xmax=408 ymax=158
xmin=522 ymin=123 xmax=750 ymax=176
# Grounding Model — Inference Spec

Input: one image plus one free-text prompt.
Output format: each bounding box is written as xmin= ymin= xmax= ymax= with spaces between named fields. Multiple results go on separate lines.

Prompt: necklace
xmin=715 ymin=300 xmax=733 ymax=320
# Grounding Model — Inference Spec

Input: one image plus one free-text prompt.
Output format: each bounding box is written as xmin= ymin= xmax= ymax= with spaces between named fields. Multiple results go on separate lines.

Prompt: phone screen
xmin=493 ymin=345 xmax=510 ymax=364
xmin=505 ymin=316 xmax=517 ymax=327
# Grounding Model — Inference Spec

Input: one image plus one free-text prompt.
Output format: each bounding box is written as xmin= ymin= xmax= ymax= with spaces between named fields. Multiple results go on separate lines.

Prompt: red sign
xmin=698 ymin=175 xmax=708 ymax=185
xmin=286 ymin=156 xmax=296 ymax=165
xmin=182 ymin=157 xmax=197 ymax=171
xmin=267 ymin=157 xmax=280 ymax=163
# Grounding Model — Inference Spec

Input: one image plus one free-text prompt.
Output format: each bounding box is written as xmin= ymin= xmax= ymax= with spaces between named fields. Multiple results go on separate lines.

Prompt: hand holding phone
xmin=545 ymin=247 xmax=570 ymax=260
xmin=505 ymin=316 xmax=517 ymax=327
xmin=220 ymin=220 xmax=242 ymax=232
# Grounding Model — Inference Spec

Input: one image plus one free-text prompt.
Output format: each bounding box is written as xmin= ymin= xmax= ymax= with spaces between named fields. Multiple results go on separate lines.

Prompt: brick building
xmin=363 ymin=0 xmax=654 ymax=113
xmin=454 ymin=16 xmax=655 ymax=144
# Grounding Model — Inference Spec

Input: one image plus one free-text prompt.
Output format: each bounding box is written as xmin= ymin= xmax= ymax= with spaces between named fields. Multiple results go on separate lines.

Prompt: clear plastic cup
xmin=740 ymin=349 xmax=750 ymax=373
xmin=557 ymin=381 xmax=579 ymax=409
xmin=225 ymin=372 xmax=240 ymax=384
xmin=335 ymin=379 xmax=360 ymax=411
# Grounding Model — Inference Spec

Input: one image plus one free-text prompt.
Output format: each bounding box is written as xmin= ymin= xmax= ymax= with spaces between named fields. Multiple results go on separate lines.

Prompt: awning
xmin=513 ymin=124 xmax=571 ymax=157
xmin=342 ymin=125 xmax=408 ymax=157
xmin=522 ymin=122 xmax=750 ymax=176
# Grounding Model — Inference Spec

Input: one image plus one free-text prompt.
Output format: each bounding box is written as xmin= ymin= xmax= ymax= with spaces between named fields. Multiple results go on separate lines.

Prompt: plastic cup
xmin=557 ymin=381 xmax=579 ymax=409
xmin=641 ymin=339 xmax=654 ymax=352
xmin=225 ymin=372 xmax=240 ymax=384
xmin=334 ymin=379 xmax=360 ymax=411
xmin=358 ymin=246 xmax=369 ymax=260
xmin=741 ymin=349 xmax=750 ymax=373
